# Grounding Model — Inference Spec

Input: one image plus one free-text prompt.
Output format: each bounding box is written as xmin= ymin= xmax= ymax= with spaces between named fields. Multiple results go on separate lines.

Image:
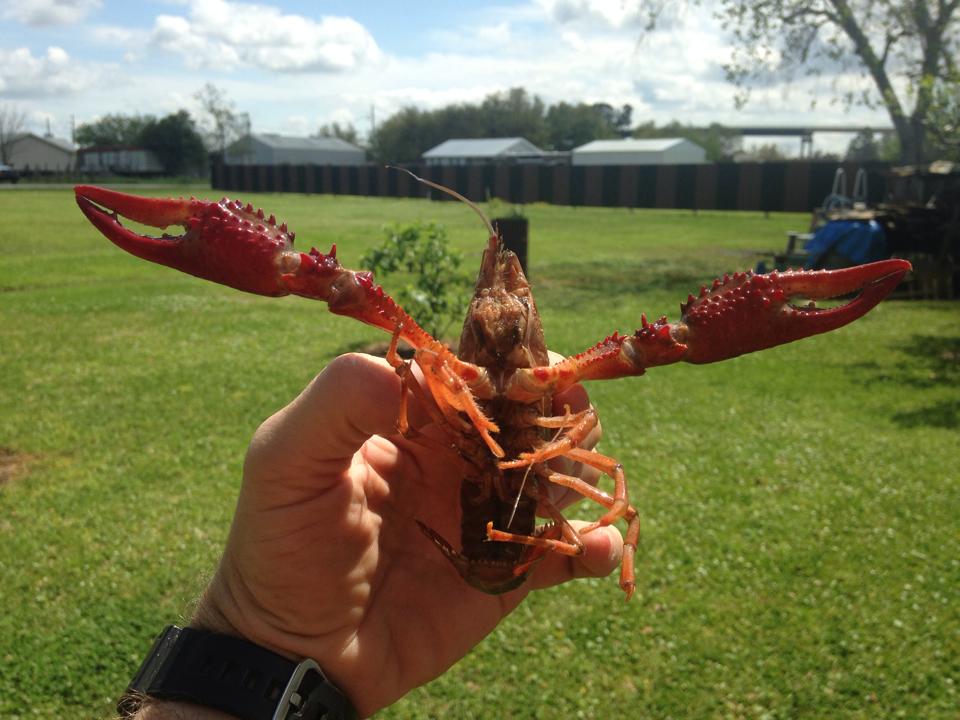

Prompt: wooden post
xmin=493 ymin=217 xmax=529 ymax=275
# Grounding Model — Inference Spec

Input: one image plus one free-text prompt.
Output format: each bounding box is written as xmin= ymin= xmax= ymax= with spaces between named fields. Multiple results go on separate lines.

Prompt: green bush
xmin=361 ymin=221 xmax=471 ymax=340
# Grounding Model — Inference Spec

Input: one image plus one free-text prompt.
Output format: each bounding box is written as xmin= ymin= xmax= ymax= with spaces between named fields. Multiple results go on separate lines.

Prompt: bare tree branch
xmin=0 ymin=105 xmax=27 ymax=165
xmin=705 ymin=0 xmax=959 ymax=161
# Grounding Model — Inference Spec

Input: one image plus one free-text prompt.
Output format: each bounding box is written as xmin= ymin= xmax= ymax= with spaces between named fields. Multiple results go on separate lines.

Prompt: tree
xmin=314 ymin=122 xmax=360 ymax=145
xmin=369 ymin=107 xmax=441 ymax=163
xmin=592 ymin=103 xmax=634 ymax=136
xmin=632 ymin=120 xmax=740 ymax=161
xmin=75 ymin=110 xmax=208 ymax=175
xmin=194 ymin=83 xmax=246 ymax=156
xmin=545 ymin=102 xmax=621 ymax=150
xmin=477 ymin=88 xmax=549 ymax=147
xmin=742 ymin=142 xmax=789 ymax=161
xmin=925 ymin=71 xmax=960 ymax=160
xmin=845 ymin=130 xmax=881 ymax=160
xmin=75 ymin=114 xmax=154 ymax=148
xmin=0 ymin=105 xmax=27 ymax=164
xmin=139 ymin=111 xmax=208 ymax=176
xmin=369 ymin=88 xmax=550 ymax=163
xmin=368 ymin=89 xmax=640 ymax=161
xmin=706 ymin=0 xmax=959 ymax=163
xmin=845 ymin=129 xmax=900 ymax=161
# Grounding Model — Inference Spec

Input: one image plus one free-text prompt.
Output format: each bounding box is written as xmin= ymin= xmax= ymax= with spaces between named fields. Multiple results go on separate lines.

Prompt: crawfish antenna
xmin=387 ymin=165 xmax=497 ymax=239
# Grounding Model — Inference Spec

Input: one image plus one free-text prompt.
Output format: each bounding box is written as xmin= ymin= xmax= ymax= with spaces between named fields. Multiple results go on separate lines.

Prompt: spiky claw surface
xmin=74 ymin=185 xmax=434 ymax=342
xmin=675 ymin=261 xmax=911 ymax=364
xmin=504 ymin=259 xmax=910 ymax=400
xmin=75 ymin=185 xmax=298 ymax=297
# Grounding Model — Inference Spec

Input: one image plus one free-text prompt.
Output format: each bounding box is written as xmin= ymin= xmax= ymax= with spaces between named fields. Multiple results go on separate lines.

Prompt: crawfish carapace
xmin=75 ymin=183 xmax=911 ymax=600
xmin=416 ymin=235 xmax=557 ymax=594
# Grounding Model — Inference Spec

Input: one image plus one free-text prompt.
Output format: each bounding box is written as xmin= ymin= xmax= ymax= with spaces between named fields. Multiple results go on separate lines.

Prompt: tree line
xmin=70 ymin=85 xmax=910 ymax=173
xmin=359 ymin=88 xmax=768 ymax=163
xmin=72 ymin=84 xmax=246 ymax=176
xmin=75 ymin=111 xmax=206 ymax=175
xmin=64 ymin=80 xmax=951 ymax=172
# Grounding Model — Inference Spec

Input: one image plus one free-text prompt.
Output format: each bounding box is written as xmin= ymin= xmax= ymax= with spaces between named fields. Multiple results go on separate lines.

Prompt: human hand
xmin=182 ymin=353 xmax=622 ymax=718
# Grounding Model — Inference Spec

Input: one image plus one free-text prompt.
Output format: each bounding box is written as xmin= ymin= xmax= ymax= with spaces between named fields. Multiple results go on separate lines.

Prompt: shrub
xmin=360 ymin=222 xmax=471 ymax=340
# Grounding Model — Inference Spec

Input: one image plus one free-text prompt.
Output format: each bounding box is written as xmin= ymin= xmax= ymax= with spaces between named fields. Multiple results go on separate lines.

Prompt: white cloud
xmin=1 ymin=0 xmax=102 ymax=26
xmin=90 ymin=23 xmax=146 ymax=46
xmin=284 ymin=114 xmax=311 ymax=136
xmin=149 ymin=0 xmax=382 ymax=73
xmin=3 ymin=0 xmax=893 ymax=153
xmin=0 ymin=46 xmax=110 ymax=97
xmin=537 ymin=0 xmax=643 ymax=29
xmin=475 ymin=21 xmax=512 ymax=45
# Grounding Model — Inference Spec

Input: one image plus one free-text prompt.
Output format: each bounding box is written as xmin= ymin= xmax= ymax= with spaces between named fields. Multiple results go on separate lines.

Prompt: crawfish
xmin=74 ymin=183 xmax=910 ymax=599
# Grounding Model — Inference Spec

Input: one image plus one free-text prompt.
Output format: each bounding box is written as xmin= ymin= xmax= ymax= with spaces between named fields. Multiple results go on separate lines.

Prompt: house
xmin=422 ymin=137 xmax=546 ymax=166
xmin=7 ymin=133 xmax=76 ymax=172
xmin=571 ymin=138 xmax=706 ymax=165
xmin=78 ymin=146 xmax=164 ymax=174
xmin=224 ymin=133 xmax=366 ymax=165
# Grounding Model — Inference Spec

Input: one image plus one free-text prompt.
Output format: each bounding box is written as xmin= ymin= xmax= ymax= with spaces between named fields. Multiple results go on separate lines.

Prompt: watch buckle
xmin=273 ymin=658 xmax=325 ymax=720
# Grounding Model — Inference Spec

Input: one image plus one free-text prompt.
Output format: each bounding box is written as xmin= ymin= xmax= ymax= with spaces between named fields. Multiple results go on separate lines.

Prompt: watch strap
xmin=118 ymin=626 xmax=356 ymax=720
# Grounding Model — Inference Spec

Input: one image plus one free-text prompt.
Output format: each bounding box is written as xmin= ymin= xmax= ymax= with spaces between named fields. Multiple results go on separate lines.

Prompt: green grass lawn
xmin=1 ymin=186 xmax=957 ymax=718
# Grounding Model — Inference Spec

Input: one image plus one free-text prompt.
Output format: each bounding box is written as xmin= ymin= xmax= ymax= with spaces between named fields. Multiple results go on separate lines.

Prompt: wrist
xmin=188 ymin=565 xmax=301 ymax=664
xmin=131 ymin=698 xmax=238 ymax=719
xmin=189 ymin=582 xmax=241 ymax=638
xmin=118 ymin=625 xmax=357 ymax=720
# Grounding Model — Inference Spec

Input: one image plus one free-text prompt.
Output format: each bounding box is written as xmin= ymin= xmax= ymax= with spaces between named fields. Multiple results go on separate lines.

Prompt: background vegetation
xmin=0 ymin=186 xmax=957 ymax=718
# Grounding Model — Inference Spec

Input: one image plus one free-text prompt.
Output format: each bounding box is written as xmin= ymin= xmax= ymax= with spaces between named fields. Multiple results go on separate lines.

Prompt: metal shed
xmin=422 ymin=137 xmax=545 ymax=166
xmin=7 ymin=133 xmax=76 ymax=172
xmin=225 ymin=133 xmax=366 ymax=165
xmin=572 ymin=138 xmax=706 ymax=165
xmin=79 ymin=146 xmax=163 ymax=174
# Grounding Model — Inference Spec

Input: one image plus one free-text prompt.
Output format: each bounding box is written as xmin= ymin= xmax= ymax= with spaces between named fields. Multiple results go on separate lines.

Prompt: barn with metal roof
xmin=7 ymin=133 xmax=77 ymax=172
xmin=422 ymin=137 xmax=546 ymax=166
xmin=572 ymin=138 xmax=706 ymax=165
xmin=225 ymin=133 xmax=366 ymax=165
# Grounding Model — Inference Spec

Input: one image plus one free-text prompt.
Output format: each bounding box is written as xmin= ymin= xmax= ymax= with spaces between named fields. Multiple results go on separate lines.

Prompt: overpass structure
xmin=728 ymin=125 xmax=895 ymax=157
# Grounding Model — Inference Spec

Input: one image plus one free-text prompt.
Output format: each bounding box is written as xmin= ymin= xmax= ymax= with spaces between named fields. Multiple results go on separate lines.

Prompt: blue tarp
xmin=803 ymin=220 xmax=887 ymax=269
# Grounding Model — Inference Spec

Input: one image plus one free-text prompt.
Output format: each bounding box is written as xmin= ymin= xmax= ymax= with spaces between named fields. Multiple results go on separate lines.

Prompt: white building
xmin=572 ymin=138 xmax=706 ymax=165
xmin=422 ymin=137 xmax=546 ymax=166
xmin=79 ymin=146 xmax=164 ymax=174
xmin=225 ymin=134 xmax=366 ymax=165
xmin=7 ymin=133 xmax=76 ymax=172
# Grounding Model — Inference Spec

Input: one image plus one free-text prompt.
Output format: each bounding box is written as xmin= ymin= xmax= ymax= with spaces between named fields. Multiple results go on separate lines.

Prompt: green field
xmin=1 ymin=186 xmax=957 ymax=718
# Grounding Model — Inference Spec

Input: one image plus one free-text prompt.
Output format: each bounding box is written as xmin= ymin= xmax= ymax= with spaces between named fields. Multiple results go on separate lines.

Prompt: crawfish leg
xmin=497 ymin=494 xmax=586 ymax=578
xmin=497 ymin=407 xmax=598 ymax=470
xmin=386 ymin=326 xmax=465 ymax=450
xmin=535 ymin=453 xmax=640 ymax=599
xmin=417 ymin=346 xmax=504 ymax=457
xmin=561 ymin=447 xmax=631 ymax=528
xmin=485 ymin=505 xmax=584 ymax=559
xmin=385 ymin=325 xmax=415 ymax=434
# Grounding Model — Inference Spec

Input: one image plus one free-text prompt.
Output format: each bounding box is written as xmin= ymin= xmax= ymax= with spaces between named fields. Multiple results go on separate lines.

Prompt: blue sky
xmin=0 ymin=0 xmax=891 ymax=154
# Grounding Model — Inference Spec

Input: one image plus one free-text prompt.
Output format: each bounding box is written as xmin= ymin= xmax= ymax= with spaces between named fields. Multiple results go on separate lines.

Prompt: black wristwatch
xmin=117 ymin=625 xmax=358 ymax=720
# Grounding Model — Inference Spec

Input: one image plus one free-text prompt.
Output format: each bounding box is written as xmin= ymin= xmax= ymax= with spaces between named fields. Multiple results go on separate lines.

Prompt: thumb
xmin=525 ymin=523 xmax=625 ymax=593
xmin=244 ymin=353 xmax=404 ymax=482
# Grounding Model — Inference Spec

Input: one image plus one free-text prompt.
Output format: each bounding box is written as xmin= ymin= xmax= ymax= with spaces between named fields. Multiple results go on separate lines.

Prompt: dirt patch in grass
xmin=0 ymin=447 xmax=32 ymax=486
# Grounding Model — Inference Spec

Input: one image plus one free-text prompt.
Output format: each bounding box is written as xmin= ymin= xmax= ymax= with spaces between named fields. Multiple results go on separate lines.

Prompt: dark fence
xmin=211 ymin=161 xmax=892 ymax=213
